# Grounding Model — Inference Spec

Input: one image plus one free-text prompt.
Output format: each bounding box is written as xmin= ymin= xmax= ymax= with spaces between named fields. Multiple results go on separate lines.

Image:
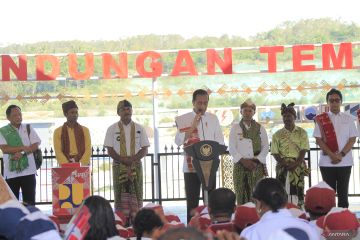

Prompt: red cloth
xmin=183 ymin=129 xmax=200 ymax=170
xmin=118 ymin=227 xmax=135 ymax=238
xmin=233 ymin=204 xmax=260 ymax=230
xmin=315 ymin=112 xmax=339 ymax=153
xmin=207 ymin=222 xmax=235 ymax=235
xmin=188 ymin=214 xmax=212 ymax=231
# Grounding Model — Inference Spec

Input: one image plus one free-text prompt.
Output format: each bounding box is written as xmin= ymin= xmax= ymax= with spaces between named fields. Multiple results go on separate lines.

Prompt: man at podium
xmin=175 ymin=89 xmax=224 ymax=223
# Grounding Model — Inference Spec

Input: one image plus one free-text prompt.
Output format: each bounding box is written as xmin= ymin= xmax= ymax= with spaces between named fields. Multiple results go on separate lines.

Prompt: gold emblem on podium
xmin=200 ymin=144 xmax=212 ymax=157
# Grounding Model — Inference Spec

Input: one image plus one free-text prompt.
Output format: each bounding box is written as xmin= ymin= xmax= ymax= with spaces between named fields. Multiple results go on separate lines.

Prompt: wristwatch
xmin=340 ymin=151 xmax=346 ymax=157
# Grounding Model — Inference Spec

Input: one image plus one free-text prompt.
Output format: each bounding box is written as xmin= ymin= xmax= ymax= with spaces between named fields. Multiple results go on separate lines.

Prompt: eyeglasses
xmin=329 ymin=98 xmax=341 ymax=103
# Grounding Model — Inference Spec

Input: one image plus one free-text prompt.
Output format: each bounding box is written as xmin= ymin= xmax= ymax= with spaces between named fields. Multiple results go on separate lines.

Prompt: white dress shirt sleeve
xmin=313 ymin=122 xmax=321 ymax=138
xmin=139 ymin=125 xmax=150 ymax=148
xmin=175 ymin=130 xmax=185 ymax=146
xmin=349 ymin=119 xmax=359 ymax=138
xmin=29 ymin=125 xmax=41 ymax=145
xmin=104 ymin=124 xmax=115 ymax=148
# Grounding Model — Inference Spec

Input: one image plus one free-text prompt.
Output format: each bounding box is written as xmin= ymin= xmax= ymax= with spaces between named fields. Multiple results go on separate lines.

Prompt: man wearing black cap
xmin=104 ymin=99 xmax=150 ymax=225
xmin=271 ymin=103 xmax=309 ymax=208
xmin=53 ymin=100 xmax=91 ymax=165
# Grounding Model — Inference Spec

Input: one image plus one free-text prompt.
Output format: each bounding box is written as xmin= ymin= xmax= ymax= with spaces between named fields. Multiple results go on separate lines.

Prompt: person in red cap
xmin=206 ymin=188 xmax=236 ymax=235
xmin=240 ymin=178 xmax=320 ymax=240
xmin=304 ymin=181 xmax=336 ymax=220
xmin=233 ymin=202 xmax=260 ymax=234
xmin=53 ymin=100 xmax=91 ymax=165
xmin=317 ymin=207 xmax=359 ymax=239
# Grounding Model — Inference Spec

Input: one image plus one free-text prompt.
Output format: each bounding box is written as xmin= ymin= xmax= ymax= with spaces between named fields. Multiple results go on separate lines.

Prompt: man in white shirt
xmin=229 ymin=99 xmax=269 ymax=204
xmin=175 ymin=89 xmax=224 ymax=223
xmin=313 ymin=89 xmax=358 ymax=208
xmin=104 ymin=100 xmax=150 ymax=225
xmin=0 ymin=105 xmax=41 ymax=205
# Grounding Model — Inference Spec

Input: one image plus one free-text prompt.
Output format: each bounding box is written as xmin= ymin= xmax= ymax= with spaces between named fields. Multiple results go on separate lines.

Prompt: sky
xmin=1 ymin=0 xmax=360 ymax=45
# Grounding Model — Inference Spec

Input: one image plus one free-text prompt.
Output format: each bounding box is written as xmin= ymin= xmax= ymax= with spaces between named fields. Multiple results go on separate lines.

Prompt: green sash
xmin=0 ymin=124 xmax=29 ymax=172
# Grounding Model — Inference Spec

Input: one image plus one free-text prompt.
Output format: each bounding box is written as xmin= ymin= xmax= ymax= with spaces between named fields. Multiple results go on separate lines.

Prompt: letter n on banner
xmin=1 ymin=55 xmax=27 ymax=81
xmin=206 ymin=48 xmax=233 ymax=74
xmin=102 ymin=53 xmax=128 ymax=79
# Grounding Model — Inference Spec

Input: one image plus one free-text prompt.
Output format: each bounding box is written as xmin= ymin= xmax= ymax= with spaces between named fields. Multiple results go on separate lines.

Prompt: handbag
xmin=26 ymin=124 xmax=43 ymax=170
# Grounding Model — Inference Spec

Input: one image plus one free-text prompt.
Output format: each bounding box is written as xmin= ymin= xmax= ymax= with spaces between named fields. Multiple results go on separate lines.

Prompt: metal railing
xmin=1 ymin=141 xmax=360 ymax=205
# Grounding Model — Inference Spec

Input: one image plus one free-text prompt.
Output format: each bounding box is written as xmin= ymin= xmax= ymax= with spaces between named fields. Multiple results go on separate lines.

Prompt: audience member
xmin=304 ymin=181 xmax=336 ymax=220
xmin=233 ymin=202 xmax=260 ymax=233
xmin=133 ymin=208 xmax=164 ymax=240
xmin=240 ymin=178 xmax=320 ymax=240
xmin=317 ymin=207 xmax=359 ymax=239
xmin=83 ymin=195 xmax=118 ymax=240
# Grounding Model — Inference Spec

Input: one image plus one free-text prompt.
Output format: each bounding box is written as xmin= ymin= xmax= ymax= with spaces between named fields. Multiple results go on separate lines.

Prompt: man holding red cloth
xmin=175 ymin=89 xmax=224 ymax=223
xmin=313 ymin=89 xmax=358 ymax=208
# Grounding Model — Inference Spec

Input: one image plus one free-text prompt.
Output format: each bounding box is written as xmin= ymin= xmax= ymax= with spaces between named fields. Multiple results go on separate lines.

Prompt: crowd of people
xmin=0 ymin=87 xmax=360 ymax=239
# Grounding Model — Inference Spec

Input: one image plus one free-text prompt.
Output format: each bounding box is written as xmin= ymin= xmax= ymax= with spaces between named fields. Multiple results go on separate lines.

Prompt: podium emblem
xmin=200 ymin=144 xmax=212 ymax=157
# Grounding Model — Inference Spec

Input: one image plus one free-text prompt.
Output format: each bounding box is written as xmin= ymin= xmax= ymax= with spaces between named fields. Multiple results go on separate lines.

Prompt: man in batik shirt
xmin=271 ymin=103 xmax=309 ymax=208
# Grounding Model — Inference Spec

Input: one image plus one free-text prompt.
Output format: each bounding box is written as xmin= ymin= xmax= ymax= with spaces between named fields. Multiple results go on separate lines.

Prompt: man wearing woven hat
xmin=104 ymin=99 xmax=149 ymax=225
xmin=53 ymin=100 xmax=91 ymax=165
xmin=271 ymin=103 xmax=309 ymax=208
xmin=229 ymin=99 xmax=269 ymax=205
xmin=0 ymin=105 xmax=41 ymax=206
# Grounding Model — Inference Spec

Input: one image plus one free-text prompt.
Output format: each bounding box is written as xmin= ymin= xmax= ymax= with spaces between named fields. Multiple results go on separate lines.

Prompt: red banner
xmin=0 ymin=42 xmax=355 ymax=81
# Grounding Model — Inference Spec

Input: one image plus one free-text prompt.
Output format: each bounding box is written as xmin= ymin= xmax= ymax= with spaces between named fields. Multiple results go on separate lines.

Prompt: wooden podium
xmin=184 ymin=140 xmax=227 ymax=204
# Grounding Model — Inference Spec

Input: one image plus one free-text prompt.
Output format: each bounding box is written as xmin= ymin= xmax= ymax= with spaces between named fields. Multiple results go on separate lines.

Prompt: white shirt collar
xmin=261 ymin=208 xmax=293 ymax=221
xmin=328 ymin=111 xmax=342 ymax=117
xmin=120 ymin=120 xmax=133 ymax=126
